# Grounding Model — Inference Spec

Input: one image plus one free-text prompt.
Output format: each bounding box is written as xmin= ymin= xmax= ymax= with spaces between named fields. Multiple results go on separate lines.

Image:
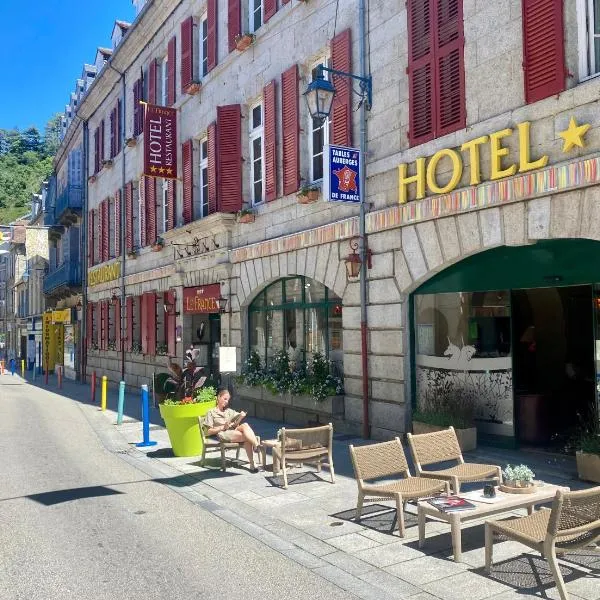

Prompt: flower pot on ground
xmin=575 ymin=429 xmax=600 ymax=483
xmin=235 ymin=33 xmax=255 ymax=51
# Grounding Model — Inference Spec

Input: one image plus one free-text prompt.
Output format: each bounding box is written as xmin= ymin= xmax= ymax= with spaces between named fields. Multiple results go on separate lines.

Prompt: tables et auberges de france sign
xmin=398 ymin=118 xmax=591 ymax=203
xmin=183 ymin=284 xmax=220 ymax=314
xmin=324 ymin=144 xmax=361 ymax=203
xmin=144 ymin=104 xmax=178 ymax=179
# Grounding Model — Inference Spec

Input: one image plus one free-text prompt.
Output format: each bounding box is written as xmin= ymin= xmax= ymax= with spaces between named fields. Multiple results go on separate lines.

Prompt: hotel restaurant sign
xmin=398 ymin=118 xmax=591 ymax=203
xmin=144 ymin=104 xmax=178 ymax=179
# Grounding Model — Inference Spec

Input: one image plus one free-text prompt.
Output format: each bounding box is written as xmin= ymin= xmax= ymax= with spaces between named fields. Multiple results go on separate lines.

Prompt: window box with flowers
xmin=184 ymin=80 xmax=201 ymax=95
xmin=125 ymin=137 xmax=137 ymax=148
xmin=151 ymin=237 xmax=165 ymax=252
xmin=127 ymin=248 xmax=139 ymax=259
xmin=297 ymin=185 xmax=320 ymax=204
xmin=237 ymin=208 xmax=256 ymax=224
xmin=131 ymin=342 xmax=143 ymax=355
xmin=156 ymin=342 xmax=169 ymax=356
xmin=235 ymin=33 xmax=255 ymax=51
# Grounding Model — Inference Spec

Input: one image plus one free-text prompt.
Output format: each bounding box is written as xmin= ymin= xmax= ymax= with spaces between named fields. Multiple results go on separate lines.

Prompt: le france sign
xmin=397 ymin=118 xmax=591 ymax=203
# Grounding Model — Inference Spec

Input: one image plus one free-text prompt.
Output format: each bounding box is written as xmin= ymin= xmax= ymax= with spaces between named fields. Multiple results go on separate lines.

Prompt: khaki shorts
xmin=217 ymin=430 xmax=239 ymax=442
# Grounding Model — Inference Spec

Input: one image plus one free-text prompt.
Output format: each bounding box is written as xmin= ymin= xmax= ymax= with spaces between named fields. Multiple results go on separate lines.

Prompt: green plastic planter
xmin=159 ymin=400 xmax=217 ymax=457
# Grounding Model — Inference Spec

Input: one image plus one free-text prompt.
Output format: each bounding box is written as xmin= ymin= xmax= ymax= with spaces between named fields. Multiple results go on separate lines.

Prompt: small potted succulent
xmin=235 ymin=32 xmax=255 ymax=51
xmin=237 ymin=207 xmax=256 ymax=224
xmin=297 ymin=185 xmax=320 ymax=204
xmin=151 ymin=237 xmax=165 ymax=252
xmin=501 ymin=464 xmax=536 ymax=493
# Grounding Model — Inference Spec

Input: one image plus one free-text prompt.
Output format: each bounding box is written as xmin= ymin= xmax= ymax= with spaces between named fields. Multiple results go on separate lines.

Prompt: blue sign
xmin=323 ymin=144 xmax=361 ymax=203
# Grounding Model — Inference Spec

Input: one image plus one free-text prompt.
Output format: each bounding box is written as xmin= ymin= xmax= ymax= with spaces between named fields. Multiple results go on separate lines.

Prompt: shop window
xmin=249 ymin=102 xmax=264 ymax=205
xmin=309 ymin=58 xmax=330 ymax=182
xmin=248 ymin=276 xmax=343 ymax=373
xmin=109 ymin=302 xmax=116 ymax=349
xmin=578 ymin=0 xmax=600 ymax=78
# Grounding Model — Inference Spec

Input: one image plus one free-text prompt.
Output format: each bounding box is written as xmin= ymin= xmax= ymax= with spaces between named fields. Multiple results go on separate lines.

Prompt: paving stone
xmin=302 ymin=521 xmax=367 ymax=540
xmin=385 ymin=555 xmax=468 ymax=585
xmin=358 ymin=569 xmax=422 ymax=599
xmin=322 ymin=550 xmax=378 ymax=575
xmin=359 ymin=529 xmax=403 ymax=545
xmin=279 ymin=547 xmax=329 ymax=569
xmin=327 ymin=533 xmax=383 ymax=553
xmin=354 ymin=542 xmax=426 ymax=567
xmin=290 ymin=533 xmax=338 ymax=557
xmin=421 ymin=570 xmax=511 ymax=600
xmin=313 ymin=564 xmax=402 ymax=600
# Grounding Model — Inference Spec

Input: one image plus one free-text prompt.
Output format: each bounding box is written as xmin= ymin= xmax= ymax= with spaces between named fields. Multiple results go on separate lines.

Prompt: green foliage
xmin=412 ymin=410 xmax=473 ymax=430
xmin=503 ymin=464 xmax=535 ymax=483
xmin=578 ymin=432 xmax=600 ymax=455
xmin=415 ymin=386 xmax=476 ymax=429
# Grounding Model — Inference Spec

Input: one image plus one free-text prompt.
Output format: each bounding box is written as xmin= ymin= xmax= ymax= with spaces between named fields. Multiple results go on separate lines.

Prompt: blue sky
xmin=0 ymin=0 xmax=135 ymax=133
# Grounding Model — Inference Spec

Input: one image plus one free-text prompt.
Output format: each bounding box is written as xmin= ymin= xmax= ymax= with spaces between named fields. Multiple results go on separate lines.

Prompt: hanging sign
xmin=52 ymin=309 xmax=72 ymax=324
xmin=323 ymin=144 xmax=361 ymax=203
xmin=183 ymin=284 xmax=221 ymax=314
xmin=42 ymin=312 xmax=57 ymax=373
xmin=219 ymin=347 xmax=237 ymax=373
xmin=143 ymin=104 xmax=178 ymax=179
xmin=0 ymin=226 xmax=11 ymax=242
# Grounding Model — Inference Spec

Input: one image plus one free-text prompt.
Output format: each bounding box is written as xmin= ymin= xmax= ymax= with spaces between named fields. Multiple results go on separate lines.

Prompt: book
xmin=426 ymin=496 xmax=477 ymax=512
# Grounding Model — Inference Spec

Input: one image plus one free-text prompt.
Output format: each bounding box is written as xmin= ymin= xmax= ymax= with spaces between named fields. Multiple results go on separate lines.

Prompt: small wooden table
xmin=417 ymin=484 xmax=569 ymax=562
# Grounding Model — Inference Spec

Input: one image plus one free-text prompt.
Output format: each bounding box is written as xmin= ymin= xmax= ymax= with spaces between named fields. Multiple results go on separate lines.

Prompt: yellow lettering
xmin=426 ymin=149 xmax=463 ymax=195
xmin=398 ymin=157 xmax=426 ymax=204
xmin=489 ymin=128 xmax=517 ymax=180
xmin=518 ymin=121 xmax=548 ymax=173
xmin=460 ymin=135 xmax=489 ymax=185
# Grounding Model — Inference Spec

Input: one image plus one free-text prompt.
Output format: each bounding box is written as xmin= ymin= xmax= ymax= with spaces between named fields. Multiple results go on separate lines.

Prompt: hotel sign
xmin=183 ymin=284 xmax=220 ymax=314
xmin=398 ymin=118 xmax=591 ymax=203
xmin=88 ymin=262 xmax=121 ymax=287
xmin=144 ymin=104 xmax=177 ymax=179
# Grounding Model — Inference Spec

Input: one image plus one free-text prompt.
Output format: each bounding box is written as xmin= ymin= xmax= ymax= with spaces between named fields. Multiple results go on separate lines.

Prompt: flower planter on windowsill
xmin=125 ymin=137 xmax=137 ymax=148
xmin=297 ymin=190 xmax=319 ymax=204
xmin=184 ymin=81 xmax=201 ymax=95
xmin=127 ymin=250 xmax=139 ymax=259
xmin=88 ymin=174 xmax=97 ymax=184
xmin=235 ymin=34 xmax=255 ymax=52
xmin=151 ymin=243 xmax=164 ymax=252
xmin=238 ymin=213 xmax=255 ymax=224
xmin=102 ymin=159 xmax=114 ymax=169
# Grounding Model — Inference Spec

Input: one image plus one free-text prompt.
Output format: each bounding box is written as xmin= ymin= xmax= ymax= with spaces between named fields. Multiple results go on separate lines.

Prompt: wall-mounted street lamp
xmin=345 ymin=237 xmax=372 ymax=280
xmin=217 ymin=294 xmax=229 ymax=314
xmin=164 ymin=290 xmax=179 ymax=316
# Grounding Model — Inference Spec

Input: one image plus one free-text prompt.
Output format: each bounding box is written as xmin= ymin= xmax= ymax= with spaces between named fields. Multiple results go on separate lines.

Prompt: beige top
xmin=204 ymin=407 xmax=240 ymax=429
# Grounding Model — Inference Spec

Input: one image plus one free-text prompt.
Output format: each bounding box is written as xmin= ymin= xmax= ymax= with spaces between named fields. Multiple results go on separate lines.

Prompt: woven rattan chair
xmin=407 ymin=426 xmax=501 ymax=493
xmin=198 ymin=417 xmax=260 ymax=471
xmin=272 ymin=424 xmax=335 ymax=489
xmin=349 ymin=438 xmax=450 ymax=537
xmin=485 ymin=487 xmax=600 ymax=600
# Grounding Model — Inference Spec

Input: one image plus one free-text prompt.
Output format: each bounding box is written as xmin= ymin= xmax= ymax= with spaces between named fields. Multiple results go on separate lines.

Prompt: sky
xmin=0 ymin=0 xmax=135 ymax=133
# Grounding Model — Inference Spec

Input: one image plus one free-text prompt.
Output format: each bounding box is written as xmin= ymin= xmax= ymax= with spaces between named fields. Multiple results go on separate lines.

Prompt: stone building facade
xmin=64 ymin=0 xmax=600 ymax=442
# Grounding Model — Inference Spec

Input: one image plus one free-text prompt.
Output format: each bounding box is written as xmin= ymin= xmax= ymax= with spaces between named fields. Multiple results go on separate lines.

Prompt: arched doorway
xmin=412 ymin=239 xmax=600 ymax=447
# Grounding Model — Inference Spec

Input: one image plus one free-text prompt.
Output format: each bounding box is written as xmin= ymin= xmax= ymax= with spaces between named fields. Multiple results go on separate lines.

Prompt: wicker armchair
xmin=407 ymin=426 xmax=501 ymax=493
xmin=273 ymin=424 xmax=335 ymax=489
xmin=198 ymin=417 xmax=260 ymax=472
xmin=349 ymin=438 xmax=450 ymax=537
xmin=485 ymin=487 xmax=600 ymax=600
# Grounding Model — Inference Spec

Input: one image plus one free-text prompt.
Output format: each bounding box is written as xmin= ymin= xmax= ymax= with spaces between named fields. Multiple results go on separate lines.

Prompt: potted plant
xmin=151 ymin=237 xmax=165 ymax=252
xmin=102 ymin=159 xmax=114 ymax=169
xmin=237 ymin=208 xmax=256 ymax=224
xmin=125 ymin=136 xmax=137 ymax=148
xmin=127 ymin=248 xmax=139 ymax=259
xmin=184 ymin=80 xmax=201 ymax=95
xmin=159 ymin=349 xmax=217 ymax=457
xmin=156 ymin=342 xmax=169 ymax=356
xmin=297 ymin=185 xmax=320 ymax=204
xmin=500 ymin=464 xmax=536 ymax=493
xmin=575 ymin=430 xmax=600 ymax=483
xmin=88 ymin=174 xmax=97 ymax=184
xmin=235 ymin=32 xmax=255 ymax=51
xmin=131 ymin=342 xmax=142 ymax=354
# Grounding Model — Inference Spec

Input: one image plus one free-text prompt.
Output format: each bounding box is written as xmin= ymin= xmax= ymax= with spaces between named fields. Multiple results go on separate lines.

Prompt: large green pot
xmin=159 ymin=400 xmax=217 ymax=457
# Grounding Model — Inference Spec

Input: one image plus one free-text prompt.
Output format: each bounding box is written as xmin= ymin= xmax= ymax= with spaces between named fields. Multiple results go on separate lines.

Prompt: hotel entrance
xmin=412 ymin=239 xmax=600 ymax=448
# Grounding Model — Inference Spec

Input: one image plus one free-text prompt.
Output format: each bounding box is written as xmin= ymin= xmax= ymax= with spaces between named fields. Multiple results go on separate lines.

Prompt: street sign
xmin=323 ymin=144 xmax=361 ymax=203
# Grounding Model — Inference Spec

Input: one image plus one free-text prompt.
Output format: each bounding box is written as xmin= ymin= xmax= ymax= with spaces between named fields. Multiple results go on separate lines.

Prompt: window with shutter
xmin=181 ymin=16 xmax=195 ymax=92
xmin=167 ymin=180 xmax=175 ymax=230
xmin=331 ymin=29 xmax=352 ymax=147
xmin=125 ymin=182 xmax=133 ymax=252
xmin=309 ymin=59 xmax=330 ymax=182
xmin=264 ymin=0 xmax=277 ymax=23
xmin=103 ymin=199 xmax=110 ymax=262
xmin=87 ymin=302 xmax=94 ymax=349
xmin=249 ymin=102 xmax=265 ymax=205
xmin=107 ymin=197 xmax=115 ymax=259
xmin=148 ymin=59 xmax=157 ymax=105
xmin=88 ymin=209 xmax=95 ymax=266
xmin=141 ymin=292 xmax=148 ymax=354
xmin=228 ymin=0 xmax=241 ymax=53
xmin=100 ymin=119 xmax=105 ymax=166
xmin=199 ymin=137 xmax=210 ymax=217
xmin=281 ymin=65 xmax=300 ymax=195
xmin=125 ymin=296 xmax=133 ymax=352
xmin=165 ymin=291 xmax=176 ymax=356
xmin=208 ymin=0 xmax=218 ymax=70
xmin=110 ymin=108 xmax=116 ymax=159
xmin=182 ymin=139 xmax=194 ymax=224
xmin=217 ymin=104 xmax=242 ymax=213
xmin=208 ymin=123 xmax=218 ymax=214
xmin=168 ymin=36 xmax=177 ymax=106
xmin=115 ymin=189 xmax=121 ymax=256
xmin=93 ymin=129 xmax=100 ymax=174
xmin=522 ymin=0 xmax=565 ymax=103
xmin=145 ymin=292 xmax=157 ymax=356
xmin=200 ymin=14 xmax=209 ymax=78
xmin=114 ymin=297 xmax=121 ymax=350
xmin=99 ymin=301 xmax=105 ymax=350
xmin=133 ymin=79 xmax=142 ymax=136
xmin=407 ymin=0 xmax=465 ymax=146
xmin=116 ymin=99 xmax=122 ymax=154
xmin=145 ymin=176 xmax=157 ymax=244
xmin=139 ymin=178 xmax=147 ymax=247
xmin=249 ymin=0 xmax=264 ymax=31
xmin=264 ymin=80 xmax=277 ymax=201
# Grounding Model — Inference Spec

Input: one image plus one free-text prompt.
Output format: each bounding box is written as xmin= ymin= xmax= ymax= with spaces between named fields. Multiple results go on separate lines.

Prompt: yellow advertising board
xmin=42 ymin=312 xmax=57 ymax=373
xmin=52 ymin=309 xmax=71 ymax=324
xmin=55 ymin=324 xmax=64 ymax=366
xmin=88 ymin=262 xmax=121 ymax=287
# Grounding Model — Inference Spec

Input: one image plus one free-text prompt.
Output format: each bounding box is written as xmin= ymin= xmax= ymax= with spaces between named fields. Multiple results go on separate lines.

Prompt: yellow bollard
xmin=21 ymin=359 xmax=25 ymax=378
xmin=101 ymin=376 xmax=108 ymax=411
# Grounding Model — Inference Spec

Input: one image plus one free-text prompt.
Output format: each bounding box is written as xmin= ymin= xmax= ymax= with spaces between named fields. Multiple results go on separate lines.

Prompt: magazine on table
xmin=426 ymin=495 xmax=477 ymax=512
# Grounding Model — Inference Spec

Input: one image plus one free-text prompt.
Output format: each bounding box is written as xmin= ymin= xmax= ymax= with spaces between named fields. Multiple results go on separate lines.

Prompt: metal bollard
xmin=117 ymin=381 xmax=126 ymax=425
xmin=136 ymin=384 xmax=157 ymax=447
xmin=57 ymin=365 xmax=63 ymax=389
xmin=10 ymin=359 xmax=15 ymax=376
xmin=32 ymin=358 xmax=36 ymax=381
xmin=101 ymin=376 xmax=107 ymax=411
xmin=91 ymin=370 xmax=97 ymax=403
xmin=21 ymin=359 xmax=25 ymax=378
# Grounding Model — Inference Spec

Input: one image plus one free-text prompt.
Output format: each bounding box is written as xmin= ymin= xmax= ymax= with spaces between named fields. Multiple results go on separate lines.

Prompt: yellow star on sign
xmin=559 ymin=117 xmax=590 ymax=153
xmin=150 ymin=166 xmax=157 ymax=173
xmin=159 ymin=167 xmax=165 ymax=174
xmin=166 ymin=169 xmax=173 ymax=176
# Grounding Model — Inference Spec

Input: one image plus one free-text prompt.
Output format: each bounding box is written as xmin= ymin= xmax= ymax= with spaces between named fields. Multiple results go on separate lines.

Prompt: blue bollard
xmin=136 ymin=384 xmax=157 ymax=448
xmin=32 ymin=357 xmax=36 ymax=381
xmin=10 ymin=359 xmax=15 ymax=376
xmin=117 ymin=381 xmax=125 ymax=425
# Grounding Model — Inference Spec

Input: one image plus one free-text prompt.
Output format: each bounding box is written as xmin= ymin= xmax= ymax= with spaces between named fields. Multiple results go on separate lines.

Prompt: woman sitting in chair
xmin=204 ymin=388 xmax=260 ymax=472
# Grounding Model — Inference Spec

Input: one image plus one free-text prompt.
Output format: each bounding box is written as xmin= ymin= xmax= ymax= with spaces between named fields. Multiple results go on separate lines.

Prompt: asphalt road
xmin=0 ymin=376 xmax=353 ymax=600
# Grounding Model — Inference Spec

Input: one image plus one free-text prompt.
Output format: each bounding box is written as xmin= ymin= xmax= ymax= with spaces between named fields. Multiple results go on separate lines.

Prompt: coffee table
xmin=417 ymin=484 xmax=569 ymax=562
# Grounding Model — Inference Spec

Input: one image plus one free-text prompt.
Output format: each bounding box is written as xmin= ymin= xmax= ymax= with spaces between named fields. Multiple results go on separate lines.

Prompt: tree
xmin=43 ymin=114 xmax=62 ymax=157
xmin=22 ymin=127 xmax=41 ymax=153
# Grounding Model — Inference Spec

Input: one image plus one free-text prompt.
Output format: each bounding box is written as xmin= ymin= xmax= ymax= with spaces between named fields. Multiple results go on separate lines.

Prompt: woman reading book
xmin=204 ymin=388 xmax=260 ymax=472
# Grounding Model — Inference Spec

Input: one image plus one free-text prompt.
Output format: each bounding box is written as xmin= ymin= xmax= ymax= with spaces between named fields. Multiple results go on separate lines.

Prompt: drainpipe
xmin=358 ymin=0 xmax=370 ymax=438
xmin=81 ymin=120 xmax=89 ymax=382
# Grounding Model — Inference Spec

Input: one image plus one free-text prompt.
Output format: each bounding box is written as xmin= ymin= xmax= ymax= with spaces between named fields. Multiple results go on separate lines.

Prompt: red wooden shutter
xmin=148 ymin=59 xmax=157 ymax=105
xmin=228 ymin=0 xmax=241 ymax=53
xmin=208 ymin=0 xmax=218 ymax=71
xmin=217 ymin=104 xmax=242 ymax=213
xmin=331 ymin=29 xmax=353 ymax=147
xmin=181 ymin=16 xmax=194 ymax=91
xmin=207 ymin=123 xmax=218 ymax=214
xmin=100 ymin=119 xmax=105 ymax=165
xmin=168 ymin=36 xmax=177 ymax=106
xmin=110 ymin=107 xmax=116 ymax=158
xmin=97 ymin=202 xmax=103 ymax=263
xmin=139 ymin=179 xmax=147 ymax=247
xmin=167 ymin=180 xmax=175 ymax=230
xmin=93 ymin=129 xmax=100 ymax=174
xmin=87 ymin=302 xmax=94 ymax=349
xmin=115 ymin=189 xmax=121 ymax=256
xmin=144 ymin=292 xmax=157 ymax=356
xmin=125 ymin=297 xmax=133 ymax=352
xmin=116 ymin=99 xmax=122 ymax=153
xmin=145 ymin=176 xmax=157 ymax=244
xmin=125 ymin=182 xmax=133 ymax=252
xmin=99 ymin=301 xmax=105 ymax=350
xmin=141 ymin=293 xmax=148 ymax=354
xmin=435 ymin=0 xmax=465 ymax=137
xmin=264 ymin=80 xmax=277 ymax=201
xmin=88 ymin=209 xmax=95 ymax=266
xmin=114 ymin=297 xmax=121 ymax=349
xmin=264 ymin=0 xmax=277 ymax=22
xmin=281 ymin=65 xmax=300 ymax=195
xmin=522 ymin=0 xmax=565 ymax=103
xmin=133 ymin=79 xmax=140 ymax=136
xmin=165 ymin=291 xmax=176 ymax=356
xmin=102 ymin=199 xmax=110 ymax=262
xmin=182 ymin=140 xmax=194 ymax=223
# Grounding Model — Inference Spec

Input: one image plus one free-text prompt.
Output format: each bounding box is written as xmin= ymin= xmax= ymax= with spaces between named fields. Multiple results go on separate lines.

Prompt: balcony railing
xmin=43 ymin=262 xmax=81 ymax=294
xmin=55 ymin=185 xmax=83 ymax=221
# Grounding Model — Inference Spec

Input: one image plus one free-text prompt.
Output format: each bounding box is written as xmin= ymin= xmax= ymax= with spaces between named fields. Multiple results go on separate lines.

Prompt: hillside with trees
xmin=0 ymin=114 xmax=62 ymax=225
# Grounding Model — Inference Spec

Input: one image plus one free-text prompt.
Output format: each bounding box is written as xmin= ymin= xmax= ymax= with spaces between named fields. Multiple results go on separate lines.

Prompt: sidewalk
xmin=16 ymin=373 xmax=599 ymax=600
